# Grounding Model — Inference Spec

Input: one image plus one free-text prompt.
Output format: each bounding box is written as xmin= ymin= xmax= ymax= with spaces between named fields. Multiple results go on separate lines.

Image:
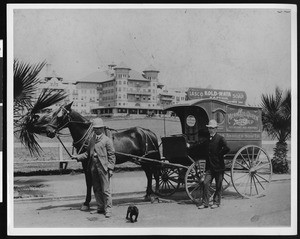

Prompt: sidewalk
xmin=13 ymin=171 xmax=291 ymax=202
xmin=14 ymin=171 xmax=148 ymax=201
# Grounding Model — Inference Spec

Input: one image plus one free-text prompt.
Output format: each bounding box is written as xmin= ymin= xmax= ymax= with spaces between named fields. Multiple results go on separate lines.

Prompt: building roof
xmin=76 ymin=63 xmax=161 ymax=84
xmin=143 ymin=65 xmax=159 ymax=72
xmin=76 ymin=70 xmax=114 ymax=83
xmin=114 ymin=62 xmax=131 ymax=70
xmin=129 ymin=70 xmax=149 ymax=81
xmin=77 ymin=69 xmax=151 ymax=83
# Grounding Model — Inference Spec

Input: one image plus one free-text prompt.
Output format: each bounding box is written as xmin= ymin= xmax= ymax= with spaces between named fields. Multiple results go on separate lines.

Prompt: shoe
xmin=210 ymin=204 xmax=220 ymax=209
xmin=198 ymin=205 xmax=209 ymax=209
xmin=105 ymin=212 xmax=111 ymax=218
xmin=97 ymin=209 xmax=105 ymax=214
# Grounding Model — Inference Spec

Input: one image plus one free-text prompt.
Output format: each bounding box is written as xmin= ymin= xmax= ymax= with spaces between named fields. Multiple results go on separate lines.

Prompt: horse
xmin=45 ymin=102 xmax=161 ymax=211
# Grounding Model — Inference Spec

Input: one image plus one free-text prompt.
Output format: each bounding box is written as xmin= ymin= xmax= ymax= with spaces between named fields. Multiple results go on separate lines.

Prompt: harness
xmin=49 ymin=106 xmax=160 ymax=162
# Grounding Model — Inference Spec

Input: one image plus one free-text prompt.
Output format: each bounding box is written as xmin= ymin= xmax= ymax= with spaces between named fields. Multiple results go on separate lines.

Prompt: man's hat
xmin=92 ymin=118 xmax=105 ymax=128
xmin=206 ymin=119 xmax=218 ymax=128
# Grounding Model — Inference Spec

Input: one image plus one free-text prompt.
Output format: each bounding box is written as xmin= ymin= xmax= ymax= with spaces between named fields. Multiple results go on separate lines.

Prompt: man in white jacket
xmin=72 ymin=118 xmax=116 ymax=218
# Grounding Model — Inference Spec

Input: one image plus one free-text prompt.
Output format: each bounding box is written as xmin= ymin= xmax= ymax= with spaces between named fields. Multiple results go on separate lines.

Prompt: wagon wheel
xmin=231 ymin=145 xmax=272 ymax=198
xmin=152 ymin=165 xmax=181 ymax=197
xmin=184 ymin=160 xmax=206 ymax=204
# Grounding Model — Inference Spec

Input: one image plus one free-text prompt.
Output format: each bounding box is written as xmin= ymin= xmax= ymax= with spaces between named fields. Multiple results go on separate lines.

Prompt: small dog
xmin=126 ymin=205 xmax=139 ymax=223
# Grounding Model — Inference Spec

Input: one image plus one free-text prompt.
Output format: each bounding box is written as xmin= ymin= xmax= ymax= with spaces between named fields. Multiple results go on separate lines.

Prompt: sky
xmin=11 ymin=5 xmax=295 ymax=105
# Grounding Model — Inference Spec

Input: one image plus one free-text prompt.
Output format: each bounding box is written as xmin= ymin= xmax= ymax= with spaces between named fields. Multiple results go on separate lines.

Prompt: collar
xmin=95 ymin=133 xmax=104 ymax=140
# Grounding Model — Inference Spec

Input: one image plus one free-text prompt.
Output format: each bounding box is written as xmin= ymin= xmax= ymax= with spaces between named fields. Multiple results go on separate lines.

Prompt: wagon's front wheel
xmin=231 ymin=145 xmax=272 ymax=198
xmin=185 ymin=160 xmax=206 ymax=204
xmin=152 ymin=165 xmax=180 ymax=197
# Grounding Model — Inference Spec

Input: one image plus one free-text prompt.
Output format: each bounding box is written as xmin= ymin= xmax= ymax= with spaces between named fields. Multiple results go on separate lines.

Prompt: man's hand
xmin=71 ymin=155 xmax=81 ymax=162
xmin=108 ymin=169 xmax=113 ymax=178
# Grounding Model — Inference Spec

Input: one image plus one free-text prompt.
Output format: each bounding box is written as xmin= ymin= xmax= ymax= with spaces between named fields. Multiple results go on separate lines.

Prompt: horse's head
xmin=46 ymin=102 xmax=74 ymax=138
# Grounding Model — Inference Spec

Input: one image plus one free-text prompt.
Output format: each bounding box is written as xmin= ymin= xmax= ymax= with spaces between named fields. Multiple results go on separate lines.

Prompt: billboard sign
xmin=226 ymin=106 xmax=261 ymax=132
xmin=187 ymin=87 xmax=247 ymax=105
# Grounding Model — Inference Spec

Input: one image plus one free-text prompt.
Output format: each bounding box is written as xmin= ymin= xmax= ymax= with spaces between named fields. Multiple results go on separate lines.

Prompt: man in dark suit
xmin=198 ymin=119 xmax=230 ymax=209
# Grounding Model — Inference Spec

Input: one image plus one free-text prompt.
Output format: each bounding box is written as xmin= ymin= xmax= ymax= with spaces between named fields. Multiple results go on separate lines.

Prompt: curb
xmin=14 ymin=191 xmax=146 ymax=203
xmin=14 ymin=176 xmax=290 ymax=203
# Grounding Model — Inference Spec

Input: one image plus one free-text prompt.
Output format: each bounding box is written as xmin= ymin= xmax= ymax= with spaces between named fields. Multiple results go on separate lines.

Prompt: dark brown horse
xmin=45 ymin=102 xmax=161 ymax=210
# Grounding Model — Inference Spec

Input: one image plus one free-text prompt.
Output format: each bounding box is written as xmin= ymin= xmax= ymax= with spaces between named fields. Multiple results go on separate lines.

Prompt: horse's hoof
xmin=144 ymin=195 xmax=151 ymax=201
xmin=80 ymin=205 xmax=90 ymax=211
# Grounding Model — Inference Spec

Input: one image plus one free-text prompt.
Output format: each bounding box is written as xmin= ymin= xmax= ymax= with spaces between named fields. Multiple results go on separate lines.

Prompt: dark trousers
xmin=202 ymin=170 xmax=224 ymax=206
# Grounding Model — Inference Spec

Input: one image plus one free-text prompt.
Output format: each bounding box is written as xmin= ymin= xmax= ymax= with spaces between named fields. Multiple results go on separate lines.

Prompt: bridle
xmin=47 ymin=105 xmax=93 ymax=156
xmin=47 ymin=106 xmax=73 ymax=134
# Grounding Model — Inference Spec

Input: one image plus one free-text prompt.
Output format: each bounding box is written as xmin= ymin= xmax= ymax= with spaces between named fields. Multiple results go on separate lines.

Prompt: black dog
xmin=126 ymin=205 xmax=139 ymax=223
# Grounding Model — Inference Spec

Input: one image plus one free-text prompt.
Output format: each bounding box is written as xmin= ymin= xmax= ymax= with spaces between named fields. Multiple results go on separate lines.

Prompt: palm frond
xmin=261 ymin=87 xmax=291 ymax=142
xmin=16 ymin=89 xmax=68 ymax=156
xmin=14 ymin=59 xmax=46 ymax=110
xmin=19 ymin=112 xmax=44 ymax=156
xmin=13 ymin=59 xmax=69 ymax=156
xmin=31 ymin=88 xmax=68 ymax=114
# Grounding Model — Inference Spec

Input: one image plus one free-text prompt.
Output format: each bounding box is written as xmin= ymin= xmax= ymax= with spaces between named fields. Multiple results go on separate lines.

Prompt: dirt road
xmin=10 ymin=171 xmax=293 ymax=236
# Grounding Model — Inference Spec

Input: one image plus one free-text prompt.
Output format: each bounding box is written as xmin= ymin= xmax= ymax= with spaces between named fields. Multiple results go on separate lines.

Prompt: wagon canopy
xmin=164 ymin=99 xmax=263 ymax=151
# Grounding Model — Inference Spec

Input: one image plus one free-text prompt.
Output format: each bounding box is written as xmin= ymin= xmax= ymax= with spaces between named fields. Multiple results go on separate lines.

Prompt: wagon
xmin=150 ymin=98 xmax=272 ymax=203
xmin=46 ymin=100 xmax=272 ymax=206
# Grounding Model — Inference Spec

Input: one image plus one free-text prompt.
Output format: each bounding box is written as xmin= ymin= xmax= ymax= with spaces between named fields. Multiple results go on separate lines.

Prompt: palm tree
xmin=14 ymin=59 xmax=68 ymax=155
xmin=261 ymin=87 xmax=291 ymax=174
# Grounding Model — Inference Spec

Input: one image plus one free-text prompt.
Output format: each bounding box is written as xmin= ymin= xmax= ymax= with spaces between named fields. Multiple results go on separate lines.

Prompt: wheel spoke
xmin=168 ymin=180 xmax=177 ymax=189
xmin=254 ymin=162 xmax=271 ymax=171
xmin=167 ymin=176 xmax=179 ymax=183
xmin=253 ymin=174 xmax=265 ymax=190
xmin=245 ymin=148 xmax=251 ymax=165
xmin=189 ymin=183 xmax=201 ymax=195
xmin=233 ymin=172 xmax=248 ymax=181
xmin=243 ymin=174 xmax=251 ymax=195
xmin=239 ymin=153 xmax=251 ymax=168
xmin=255 ymin=149 xmax=262 ymax=161
xmin=255 ymin=173 xmax=270 ymax=183
xmin=234 ymin=160 xmax=250 ymax=170
xmin=252 ymin=175 xmax=260 ymax=195
xmin=250 ymin=175 xmax=253 ymax=196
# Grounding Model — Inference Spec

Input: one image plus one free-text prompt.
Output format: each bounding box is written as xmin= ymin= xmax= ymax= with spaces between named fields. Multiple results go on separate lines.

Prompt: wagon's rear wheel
xmin=231 ymin=145 xmax=272 ymax=198
xmin=152 ymin=165 xmax=181 ymax=197
xmin=185 ymin=160 xmax=206 ymax=204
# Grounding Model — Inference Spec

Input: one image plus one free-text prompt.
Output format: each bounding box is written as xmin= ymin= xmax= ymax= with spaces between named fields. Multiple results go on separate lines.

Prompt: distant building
xmin=34 ymin=66 xmax=72 ymax=111
xmin=35 ymin=63 xmax=186 ymax=116
xmin=82 ymin=62 xmax=165 ymax=116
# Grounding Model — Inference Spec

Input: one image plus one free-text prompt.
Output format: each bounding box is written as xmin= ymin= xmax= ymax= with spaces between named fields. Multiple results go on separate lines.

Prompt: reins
xmin=50 ymin=105 xmax=160 ymax=161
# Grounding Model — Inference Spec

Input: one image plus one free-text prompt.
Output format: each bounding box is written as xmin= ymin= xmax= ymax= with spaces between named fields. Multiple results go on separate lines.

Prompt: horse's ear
xmin=65 ymin=102 xmax=73 ymax=111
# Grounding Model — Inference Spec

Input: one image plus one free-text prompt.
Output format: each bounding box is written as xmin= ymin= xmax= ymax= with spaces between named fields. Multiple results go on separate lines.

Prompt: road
xmin=11 ymin=171 xmax=293 ymax=235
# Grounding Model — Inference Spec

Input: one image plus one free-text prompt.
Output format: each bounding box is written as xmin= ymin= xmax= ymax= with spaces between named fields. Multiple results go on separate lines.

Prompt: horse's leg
xmin=153 ymin=165 xmax=161 ymax=194
xmin=81 ymin=163 xmax=92 ymax=211
xmin=141 ymin=164 xmax=153 ymax=200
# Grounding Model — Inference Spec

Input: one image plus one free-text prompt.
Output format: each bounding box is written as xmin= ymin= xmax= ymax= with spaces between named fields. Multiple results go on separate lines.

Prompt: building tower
xmin=143 ymin=65 xmax=160 ymax=107
xmin=114 ymin=62 xmax=131 ymax=107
